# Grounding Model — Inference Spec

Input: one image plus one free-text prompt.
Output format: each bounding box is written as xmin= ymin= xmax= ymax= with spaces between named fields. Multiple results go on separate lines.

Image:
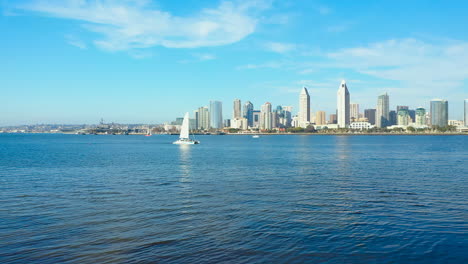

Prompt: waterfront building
xmin=465 ymin=99 xmax=468 ymax=126
xmin=397 ymin=109 xmax=410 ymax=126
xmin=298 ymin=87 xmax=310 ymax=128
xmin=197 ymin=106 xmax=210 ymax=130
xmin=364 ymin=109 xmax=376 ymax=125
xmin=252 ymin=110 xmax=260 ymax=128
xmin=448 ymin=120 xmax=463 ymax=127
xmin=276 ymin=106 xmax=292 ymax=128
xmin=231 ymin=118 xmax=248 ymax=130
xmin=329 ymin=114 xmax=337 ymax=124
xmin=415 ymin=107 xmax=426 ymax=127
xmin=408 ymin=110 xmax=416 ymax=122
xmin=350 ymin=103 xmax=360 ymax=121
xmin=376 ymin=93 xmax=390 ymax=128
xmin=260 ymin=102 xmax=273 ymax=130
xmin=291 ymin=116 xmax=299 ymax=127
xmin=210 ymin=100 xmax=223 ymax=129
xmin=337 ymin=80 xmax=350 ymax=128
xmin=243 ymin=101 xmax=254 ymax=127
xmin=349 ymin=122 xmax=374 ymax=130
xmin=233 ymin=99 xmax=242 ymax=119
xmin=224 ymin=119 xmax=231 ymax=128
xmin=430 ymin=99 xmax=448 ymax=127
xmin=316 ymin=111 xmax=326 ymax=125
xmin=389 ymin=111 xmax=397 ymax=126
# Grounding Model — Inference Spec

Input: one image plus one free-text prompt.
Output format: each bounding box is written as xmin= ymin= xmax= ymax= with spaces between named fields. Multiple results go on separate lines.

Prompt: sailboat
xmin=145 ymin=127 xmax=152 ymax=136
xmin=173 ymin=112 xmax=200 ymax=145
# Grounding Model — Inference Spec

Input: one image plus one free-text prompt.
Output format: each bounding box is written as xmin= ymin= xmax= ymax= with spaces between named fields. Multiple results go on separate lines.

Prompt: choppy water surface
xmin=0 ymin=134 xmax=467 ymax=263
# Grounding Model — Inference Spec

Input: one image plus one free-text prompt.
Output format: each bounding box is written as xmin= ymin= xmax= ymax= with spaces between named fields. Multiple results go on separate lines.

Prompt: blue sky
xmin=1 ymin=0 xmax=467 ymax=125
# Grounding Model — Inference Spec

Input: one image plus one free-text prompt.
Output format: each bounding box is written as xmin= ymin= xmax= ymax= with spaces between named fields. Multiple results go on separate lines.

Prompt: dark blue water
xmin=0 ymin=134 xmax=467 ymax=263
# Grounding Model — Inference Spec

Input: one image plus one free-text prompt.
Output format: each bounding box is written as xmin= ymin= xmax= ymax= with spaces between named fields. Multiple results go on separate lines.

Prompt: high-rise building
xmin=316 ymin=111 xmax=326 ymax=125
xmin=389 ymin=111 xmax=397 ymax=126
xmin=298 ymin=87 xmax=310 ymax=128
xmin=376 ymin=93 xmax=389 ymax=128
xmin=197 ymin=106 xmax=210 ymax=130
xmin=430 ymin=99 xmax=448 ymax=127
xmin=210 ymin=100 xmax=223 ymax=129
xmin=465 ymin=99 xmax=468 ymax=126
xmin=233 ymin=99 xmax=242 ymax=119
xmin=243 ymin=101 xmax=254 ymax=127
xmin=408 ymin=110 xmax=416 ymax=122
xmin=415 ymin=107 xmax=426 ymax=127
xmin=337 ymin=80 xmax=350 ymax=128
xmin=252 ymin=110 xmax=260 ymax=128
xmin=364 ymin=109 xmax=376 ymax=125
xmin=260 ymin=102 xmax=273 ymax=130
xmin=329 ymin=114 xmax=337 ymax=124
xmin=350 ymin=103 xmax=359 ymax=121
xmin=397 ymin=105 xmax=409 ymax=112
xmin=397 ymin=109 xmax=410 ymax=126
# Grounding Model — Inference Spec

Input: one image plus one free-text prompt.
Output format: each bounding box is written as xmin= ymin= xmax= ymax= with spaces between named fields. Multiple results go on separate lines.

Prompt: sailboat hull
xmin=173 ymin=139 xmax=200 ymax=145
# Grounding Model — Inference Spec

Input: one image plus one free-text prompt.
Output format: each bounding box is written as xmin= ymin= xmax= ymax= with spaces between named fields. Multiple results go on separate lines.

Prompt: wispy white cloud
xmin=65 ymin=34 xmax=87 ymax=49
xmin=193 ymin=53 xmax=216 ymax=61
xmin=264 ymin=41 xmax=296 ymax=53
xmin=327 ymin=38 xmax=468 ymax=85
xmin=237 ymin=61 xmax=284 ymax=70
xmin=17 ymin=0 xmax=270 ymax=51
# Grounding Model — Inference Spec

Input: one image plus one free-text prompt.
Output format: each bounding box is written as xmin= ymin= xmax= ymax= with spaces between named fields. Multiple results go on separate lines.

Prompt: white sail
xmin=179 ymin=112 xmax=190 ymax=139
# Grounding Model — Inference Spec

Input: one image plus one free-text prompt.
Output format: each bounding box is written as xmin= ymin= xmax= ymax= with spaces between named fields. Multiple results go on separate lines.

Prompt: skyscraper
xmin=465 ymin=99 xmax=468 ymax=126
xmin=430 ymin=99 xmax=448 ymax=127
xmin=376 ymin=93 xmax=389 ymax=128
xmin=350 ymin=103 xmax=359 ymax=121
xmin=233 ymin=99 xmax=241 ymax=119
xmin=298 ymin=87 xmax=310 ymax=128
xmin=260 ymin=102 xmax=273 ymax=130
xmin=337 ymin=80 xmax=350 ymax=128
xmin=364 ymin=109 xmax=376 ymax=125
xmin=397 ymin=109 xmax=410 ymax=126
xmin=329 ymin=114 xmax=337 ymax=124
xmin=197 ymin=106 xmax=210 ymax=130
xmin=210 ymin=100 xmax=223 ymax=129
xmin=397 ymin=105 xmax=409 ymax=112
xmin=389 ymin=110 xmax=397 ymax=126
xmin=243 ymin=101 xmax=254 ymax=127
xmin=316 ymin=111 xmax=326 ymax=125
xmin=415 ymin=107 xmax=426 ymax=127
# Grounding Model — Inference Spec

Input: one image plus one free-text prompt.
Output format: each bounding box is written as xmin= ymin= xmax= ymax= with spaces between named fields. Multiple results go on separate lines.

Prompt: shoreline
xmin=1 ymin=132 xmax=466 ymax=136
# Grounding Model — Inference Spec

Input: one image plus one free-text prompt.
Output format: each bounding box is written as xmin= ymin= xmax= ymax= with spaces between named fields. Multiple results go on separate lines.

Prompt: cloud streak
xmin=18 ymin=0 xmax=270 ymax=51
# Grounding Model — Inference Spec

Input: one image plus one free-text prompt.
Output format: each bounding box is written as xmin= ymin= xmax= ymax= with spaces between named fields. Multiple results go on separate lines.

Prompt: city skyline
xmin=1 ymin=0 xmax=468 ymax=125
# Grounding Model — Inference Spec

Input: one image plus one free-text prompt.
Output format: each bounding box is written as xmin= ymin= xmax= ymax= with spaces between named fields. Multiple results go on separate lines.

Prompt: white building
xmin=337 ymin=80 xmax=350 ymax=128
xmin=260 ymin=102 xmax=273 ymax=130
xmin=298 ymin=87 xmax=310 ymax=128
xmin=349 ymin=122 xmax=374 ymax=130
xmin=231 ymin=117 xmax=248 ymax=130
xmin=448 ymin=120 xmax=464 ymax=127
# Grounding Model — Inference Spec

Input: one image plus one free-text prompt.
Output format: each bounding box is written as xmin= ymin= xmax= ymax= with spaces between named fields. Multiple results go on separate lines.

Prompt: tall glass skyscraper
xmin=243 ymin=101 xmax=254 ymax=127
xmin=233 ymin=99 xmax=241 ymax=119
xmin=376 ymin=93 xmax=389 ymax=128
xmin=210 ymin=101 xmax=223 ymax=129
xmin=430 ymin=99 xmax=448 ymax=127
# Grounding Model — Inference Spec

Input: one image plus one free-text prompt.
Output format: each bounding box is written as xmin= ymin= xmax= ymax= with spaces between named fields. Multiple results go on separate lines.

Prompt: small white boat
xmin=252 ymin=135 xmax=260 ymax=138
xmin=173 ymin=112 xmax=200 ymax=145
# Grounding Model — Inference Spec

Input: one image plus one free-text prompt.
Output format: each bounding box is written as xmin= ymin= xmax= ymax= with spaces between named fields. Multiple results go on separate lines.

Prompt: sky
xmin=1 ymin=0 xmax=467 ymax=125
